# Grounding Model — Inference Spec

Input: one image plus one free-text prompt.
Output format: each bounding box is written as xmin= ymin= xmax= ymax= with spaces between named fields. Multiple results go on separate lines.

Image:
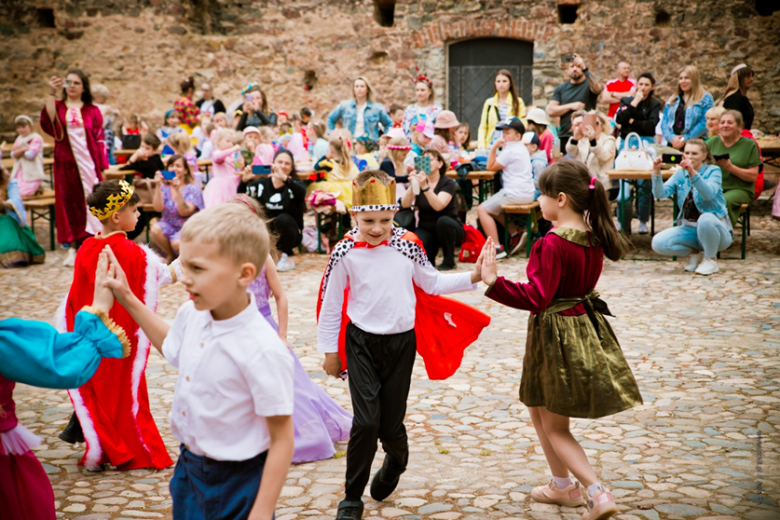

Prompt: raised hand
xmin=479 ymin=237 xmax=498 ymax=286
xmin=92 ymin=250 xmax=115 ymax=314
xmin=102 ymin=246 xmax=134 ymax=306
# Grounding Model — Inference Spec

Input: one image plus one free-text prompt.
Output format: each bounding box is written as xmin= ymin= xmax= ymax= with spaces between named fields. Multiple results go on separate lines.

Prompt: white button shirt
xmin=317 ymin=246 xmax=476 ymax=353
xmin=162 ymin=293 xmax=294 ymax=461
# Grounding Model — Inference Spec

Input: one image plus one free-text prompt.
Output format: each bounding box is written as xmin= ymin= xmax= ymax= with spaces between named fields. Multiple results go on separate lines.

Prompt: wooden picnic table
xmin=104 ymin=166 xmax=140 ymax=183
xmin=758 ymin=137 xmax=780 ymax=169
xmin=113 ymin=149 xmax=137 ymax=157
xmin=1 ymin=142 xmax=54 ymax=154
xmin=446 ymin=169 xmax=495 ymax=204
xmin=608 ymin=169 xmax=675 ymax=237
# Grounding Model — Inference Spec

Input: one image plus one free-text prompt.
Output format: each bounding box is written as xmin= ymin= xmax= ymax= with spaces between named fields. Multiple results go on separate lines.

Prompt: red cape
xmin=316 ymin=230 xmax=491 ymax=380
xmin=63 ymin=232 xmax=172 ymax=470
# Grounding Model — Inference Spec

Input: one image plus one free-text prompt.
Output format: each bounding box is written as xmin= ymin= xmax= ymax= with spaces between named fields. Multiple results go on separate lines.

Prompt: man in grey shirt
xmin=547 ymin=54 xmax=602 ymax=148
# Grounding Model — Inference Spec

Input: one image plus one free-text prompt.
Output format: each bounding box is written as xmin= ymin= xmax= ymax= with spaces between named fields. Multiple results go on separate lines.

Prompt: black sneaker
xmin=370 ymin=457 xmax=404 ymax=501
xmin=59 ymin=413 xmax=85 ymax=444
xmin=437 ymin=263 xmax=456 ymax=272
xmin=336 ymin=499 xmax=364 ymax=520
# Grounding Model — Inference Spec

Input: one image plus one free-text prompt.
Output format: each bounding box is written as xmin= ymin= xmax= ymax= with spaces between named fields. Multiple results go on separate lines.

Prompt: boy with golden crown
xmin=316 ymin=170 xmax=491 ymax=520
xmin=56 ymin=179 xmax=178 ymax=471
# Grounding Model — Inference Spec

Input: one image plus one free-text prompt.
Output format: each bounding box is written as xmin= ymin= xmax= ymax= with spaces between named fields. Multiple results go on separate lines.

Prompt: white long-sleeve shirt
xmin=317 ymin=245 xmax=476 ymax=353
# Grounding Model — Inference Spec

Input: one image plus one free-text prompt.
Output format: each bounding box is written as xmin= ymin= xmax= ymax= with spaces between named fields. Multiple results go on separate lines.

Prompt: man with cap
xmin=479 ymin=117 xmax=535 ymax=259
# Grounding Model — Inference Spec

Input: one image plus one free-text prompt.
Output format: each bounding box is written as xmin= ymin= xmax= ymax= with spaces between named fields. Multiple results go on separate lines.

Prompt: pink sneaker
xmin=582 ymin=488 xmax=618 ymax=520
xmin=530 ymin=480 xmax=586 ymax=508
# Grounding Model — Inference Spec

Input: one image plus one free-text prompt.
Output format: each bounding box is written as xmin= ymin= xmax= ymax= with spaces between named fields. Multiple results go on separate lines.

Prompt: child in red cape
xmin=58 ymin=179 xmax=177 ymax=470
xmin=316 ymin=170 xmax=490 ymax=520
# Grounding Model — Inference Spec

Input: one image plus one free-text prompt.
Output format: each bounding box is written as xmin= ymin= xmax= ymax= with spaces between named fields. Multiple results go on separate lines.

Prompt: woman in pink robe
xmin=40 ymin=70 xmax=107 ymax=266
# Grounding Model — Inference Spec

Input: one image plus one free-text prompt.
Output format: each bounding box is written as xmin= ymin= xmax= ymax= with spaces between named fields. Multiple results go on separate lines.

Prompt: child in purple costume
xmin=250 ymin=255 xmax=352 ymax=463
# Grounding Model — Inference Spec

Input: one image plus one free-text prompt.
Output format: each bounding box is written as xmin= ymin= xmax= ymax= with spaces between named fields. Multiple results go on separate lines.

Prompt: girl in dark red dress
xmin=479 ymin=159 xmax=642 ymax=520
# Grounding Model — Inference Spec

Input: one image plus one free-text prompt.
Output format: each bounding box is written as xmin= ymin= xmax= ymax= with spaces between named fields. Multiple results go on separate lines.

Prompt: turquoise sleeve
xmin=0 ymin=311 xmax=124 ymax=389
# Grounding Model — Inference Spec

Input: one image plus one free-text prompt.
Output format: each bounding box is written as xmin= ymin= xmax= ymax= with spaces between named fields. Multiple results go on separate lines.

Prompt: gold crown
xmin=352 ymin=176 xmax=396 ymax=209
xmin=89 ymin=180 xmax=134 ymax=220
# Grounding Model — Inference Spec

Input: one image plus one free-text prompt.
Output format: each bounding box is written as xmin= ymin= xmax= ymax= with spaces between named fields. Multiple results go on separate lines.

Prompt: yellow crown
xmin=352 ymin=176 xmax=396 ymax=210
xmin=89 ymin=180 xmax=134 ymax=220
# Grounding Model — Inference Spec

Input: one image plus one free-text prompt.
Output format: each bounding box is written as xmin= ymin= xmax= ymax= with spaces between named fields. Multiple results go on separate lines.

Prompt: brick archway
xmin=410 ymin=18 xmax=556 ymax=48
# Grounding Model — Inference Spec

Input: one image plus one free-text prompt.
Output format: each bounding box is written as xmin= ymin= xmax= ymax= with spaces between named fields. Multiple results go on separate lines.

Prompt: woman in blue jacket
xmin=661 ymin=65 xmax=714 ymax=150
xmin=327 ymin=76 xmax=392 ymax=141
xmin=651 ymin=138 xmax=731 ymax=276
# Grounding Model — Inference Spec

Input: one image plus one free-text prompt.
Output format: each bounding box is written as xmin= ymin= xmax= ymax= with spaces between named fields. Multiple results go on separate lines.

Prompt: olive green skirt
xmin=519 ymin=291 xmax=642 ymax=419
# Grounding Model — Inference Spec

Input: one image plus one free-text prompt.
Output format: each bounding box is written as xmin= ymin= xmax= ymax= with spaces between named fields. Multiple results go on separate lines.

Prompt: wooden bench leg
xmin=741 ymin=209 xmax=747 ymax=260
xmin=49 ymin=204 xmax=56 ymax=251
xmin=316 ymin=213 xmax=324 ymax=254
xmin=525 ymin=212 xmax=533 ymax=258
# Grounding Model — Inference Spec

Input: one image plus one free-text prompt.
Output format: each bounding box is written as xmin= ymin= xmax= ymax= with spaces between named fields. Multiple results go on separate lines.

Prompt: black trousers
xmin=414 ymin=216 xmax=464 ymax=268
xmin=344 ymin=322 xmax=416 ymax=501
xmin=269 ymin=213 xmax=302 ymax=256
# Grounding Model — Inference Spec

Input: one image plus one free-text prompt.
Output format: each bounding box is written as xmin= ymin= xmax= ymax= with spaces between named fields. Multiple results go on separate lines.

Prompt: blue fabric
xmin=0 ymin=311 xmax=124 ymax=389
xmin=651 ymin=212 xmax=732 ymax=258
xmin=7 ymin=178 xmax=25 ymax=227
xmin=171 ymin=445 xmax=271 ymax=520
xmin=661 ymin=93 xmax=714 ymax=143
xmin=651 ymin=163 xmax=728 ymax=221
xmin=326 ymin=100 xmax=393 ymax=141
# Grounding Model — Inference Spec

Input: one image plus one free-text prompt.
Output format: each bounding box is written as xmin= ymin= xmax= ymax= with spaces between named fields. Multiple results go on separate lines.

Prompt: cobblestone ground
xmin=2 ymin=203 xmax=780 ymax=520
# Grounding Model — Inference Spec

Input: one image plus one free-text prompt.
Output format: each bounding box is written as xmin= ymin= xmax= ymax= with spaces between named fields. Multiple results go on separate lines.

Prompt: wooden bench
xmin=138 ymin=202 xmax=160 ymax=244
xmin=718 ymin=204 xmax=750 ymax=260
xmin=501 ymin=201 xmax=540 ymax=258
xmin=25 ymin=197 xmax=56 ymax=251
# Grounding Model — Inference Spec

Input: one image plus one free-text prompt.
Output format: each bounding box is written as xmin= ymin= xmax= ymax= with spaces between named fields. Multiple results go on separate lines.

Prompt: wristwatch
xmin=421 ymin=187 xmax=430 ymax=193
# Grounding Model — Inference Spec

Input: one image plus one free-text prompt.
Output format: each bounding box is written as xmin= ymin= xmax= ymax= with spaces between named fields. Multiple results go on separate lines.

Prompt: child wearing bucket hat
xmin=428 ymin=110 xmax=460 ymax=155
xmin=526 ymin=107 xmax=555 ymax=163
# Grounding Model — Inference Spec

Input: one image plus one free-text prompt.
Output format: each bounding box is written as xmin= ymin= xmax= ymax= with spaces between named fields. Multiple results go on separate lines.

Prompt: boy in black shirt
xmin=121 ymin=133 xmax=165 ymax=179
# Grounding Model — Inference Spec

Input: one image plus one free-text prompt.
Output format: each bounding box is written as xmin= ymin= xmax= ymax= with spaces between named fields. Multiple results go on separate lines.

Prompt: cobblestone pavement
xmin=2 ymin=205 xmax=780 ymax=520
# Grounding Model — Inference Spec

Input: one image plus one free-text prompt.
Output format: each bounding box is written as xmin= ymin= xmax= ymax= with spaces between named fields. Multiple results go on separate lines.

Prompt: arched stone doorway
xmin=448 ymin=38 xmax=534 ymax=136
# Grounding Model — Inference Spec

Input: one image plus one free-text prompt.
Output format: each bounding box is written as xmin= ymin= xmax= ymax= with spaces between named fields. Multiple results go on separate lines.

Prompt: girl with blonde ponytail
xmin=477 ymin=158 xmax=640 ymax=520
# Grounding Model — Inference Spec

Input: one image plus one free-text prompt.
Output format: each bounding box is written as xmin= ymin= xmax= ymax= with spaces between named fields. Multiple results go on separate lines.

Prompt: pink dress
xmin=203 ymin=147 xmax=241 ymax=208
xmin=248 ymin=268 xmax=352 ymax=463
xmin=0 ymin=375 xmax=56 ymax=520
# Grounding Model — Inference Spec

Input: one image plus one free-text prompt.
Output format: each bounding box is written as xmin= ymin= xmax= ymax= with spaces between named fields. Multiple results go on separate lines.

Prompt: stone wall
xmin=1 ymin=0 xmax=778 ymax=139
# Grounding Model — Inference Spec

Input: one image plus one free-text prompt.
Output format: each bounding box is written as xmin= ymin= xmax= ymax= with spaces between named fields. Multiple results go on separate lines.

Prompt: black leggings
xmin=268 ymin=213 xmax=302 ymax=256
xmin=414 ymin=216 xmax=464 ymax=268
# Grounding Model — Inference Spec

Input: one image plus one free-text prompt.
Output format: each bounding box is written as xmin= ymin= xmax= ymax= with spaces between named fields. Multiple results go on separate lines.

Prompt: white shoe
xmin=695 ymin=257 xmax=719 ymax=276
xmin=276 ymin=253 xmax=295 ymax=272
xmin=638 ymin=222 xmax=649 ymax=235
xmin=495 ymin=247 xmax=507 ymax=260
xmin=509 ymin=232 xmax=527 ymax=256
xmin=63 ymin=248 xmax=76 ymax=267
xmin=684 ymin=252 xmax=704 ymax=272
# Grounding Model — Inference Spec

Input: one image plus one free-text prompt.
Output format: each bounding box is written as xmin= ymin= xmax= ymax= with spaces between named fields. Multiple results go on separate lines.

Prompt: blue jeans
xmin=651 ymin=213 xmax=732 ymax=259
xmin=171 ymin=445 xmax=271 ymax=520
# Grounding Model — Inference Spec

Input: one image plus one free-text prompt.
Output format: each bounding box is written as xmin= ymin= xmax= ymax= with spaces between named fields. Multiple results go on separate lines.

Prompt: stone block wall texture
xmin=1 ymin=0 xmax=778 ymax=138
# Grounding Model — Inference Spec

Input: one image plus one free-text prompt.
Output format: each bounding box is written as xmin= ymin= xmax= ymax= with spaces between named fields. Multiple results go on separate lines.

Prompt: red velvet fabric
xmin=486 ymin=231 xmax=604 ymax=316
xmin=65 ymin=233 xmax=172 ymax=470
xmin=39 ymin=101 xmax=107 ymax=244
xmin=0 ymin=376 xmax=55 ymax=520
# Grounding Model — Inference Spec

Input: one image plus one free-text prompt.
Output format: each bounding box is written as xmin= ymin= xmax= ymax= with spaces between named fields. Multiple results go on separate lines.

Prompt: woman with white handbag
xmin=613 ymin=73 xmax=661 ymax=234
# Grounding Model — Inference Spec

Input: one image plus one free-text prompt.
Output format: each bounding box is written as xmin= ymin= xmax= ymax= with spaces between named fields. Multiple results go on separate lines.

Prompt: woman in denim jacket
xmin=327 ymin=76 xmax=392 ymax=141
xmin=661 ymin=65 xmax=714 ymax=150
xmin=651 ymin=139 xmax=731 ymax=276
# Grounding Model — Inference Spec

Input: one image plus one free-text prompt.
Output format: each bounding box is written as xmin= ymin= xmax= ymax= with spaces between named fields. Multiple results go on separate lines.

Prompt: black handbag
xmin=122 ymin=134 xmax=141 ymax=150
xmin=393 ymin=203 xmax=416 ymax=231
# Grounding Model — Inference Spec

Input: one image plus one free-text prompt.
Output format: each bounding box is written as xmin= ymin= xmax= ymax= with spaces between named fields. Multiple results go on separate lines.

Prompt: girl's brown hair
xmin=434 ymin=127 xmax=453 ymax=141
xmin=720 ymin=65 xmax=753 ymax=105
xmin=494 ymin=69 xmax=522 ymax=118
xmin=180 ymin=76 xmax=195 ymax=96
xmin=166 ymin=154 xmax=195 ymax=185
xmin=422 ymin=149 xmax=448 ymax=177
xmin=455 ymin=122 xmax=472 ymax=146
xmin=537 ymin=159 xmax=624 ymax=261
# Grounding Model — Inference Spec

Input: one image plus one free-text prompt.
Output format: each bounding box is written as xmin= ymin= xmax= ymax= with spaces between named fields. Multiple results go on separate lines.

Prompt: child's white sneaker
xmin=695 ymin=257 xmax=719 ymax=276
xmin=276 ymin=253 xmax=295 ymax=272
xmin=63 ymin=248 xmax=77 ymax=267
xmin=530 ymin=480 xmax=586 ymax=507
xmin=684 ymin=252 xmax=703 ymax=272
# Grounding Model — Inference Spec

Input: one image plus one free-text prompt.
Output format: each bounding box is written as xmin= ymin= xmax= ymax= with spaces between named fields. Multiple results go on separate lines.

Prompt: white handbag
xmin=615 ymin=132 xmax=654 ymax=171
